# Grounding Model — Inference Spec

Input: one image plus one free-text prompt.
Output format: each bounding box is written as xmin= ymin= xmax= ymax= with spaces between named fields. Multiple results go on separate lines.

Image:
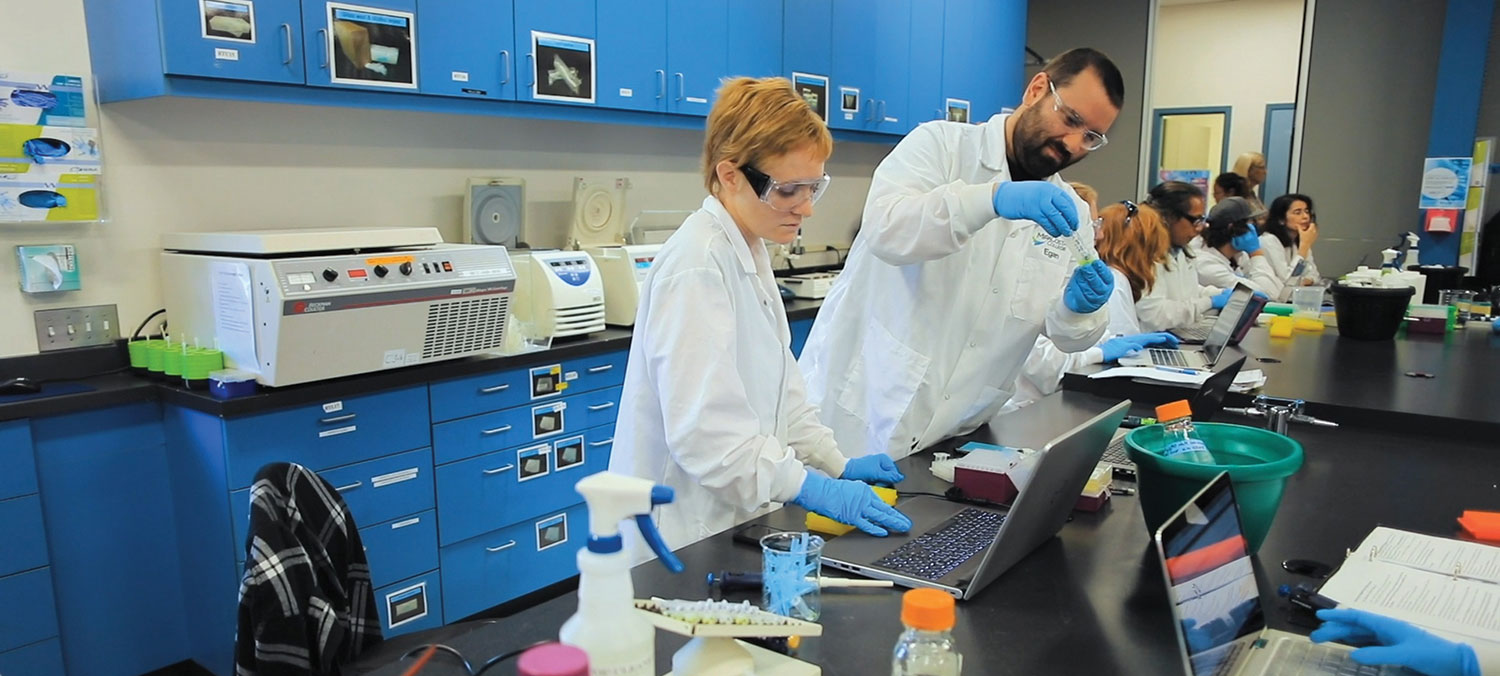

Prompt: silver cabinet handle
xmin=335 ymin=481 xmax=362 ymax=492
xmin=586 ymin=402 xmax=615 ymax=412
xmin=317 ymin=28 xmax=328 ymax=69
xmin=586 ymin=365 xmax=614 ymax=374
xmin=479 ymin=383 xmax=510 ymax=394
xmin=391 ymin=517 xmax=420 ymax=530
xmin=281 ymin=24 xmax=294 ymax=65
xmin=526 ymin=53 xmax=535 ymax=87
xmin=482 ymin=464 xmax=516 ymax=475
xmin=481 ymin=425 xmax=513 ymax=436
xmin=486 ymin=540 xmax=517 ymax=552
xmin=866 ymin=98 xmax=876 ymax=122
xmin=500 ymin=50 xmax=511 ymax=85
xmin=880 ymin=100 xmax=888 ymax=123
xmin=655 ymin=69 xmax=665 ymax=99
xmin=320 ymin=413 xmax=357 ymax=424
xmin=588 ymin=438 xmax=614 ymax=447
xmin=675 ymin=72 xmax=685 ymax=101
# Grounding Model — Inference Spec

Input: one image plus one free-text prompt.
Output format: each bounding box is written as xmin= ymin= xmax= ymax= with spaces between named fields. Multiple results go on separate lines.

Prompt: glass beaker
xmin=1291 ymin=286 xmax=1324 ymax=319
xmin=761 ymin=531 xmax=823 ymax=621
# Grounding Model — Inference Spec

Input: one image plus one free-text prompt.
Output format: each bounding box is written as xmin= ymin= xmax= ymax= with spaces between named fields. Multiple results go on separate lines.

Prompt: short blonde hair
xmin=1232 ymin=152 xmax=1266 ymax=177
xmin=702 ymin=77 xmax=833 ymax=193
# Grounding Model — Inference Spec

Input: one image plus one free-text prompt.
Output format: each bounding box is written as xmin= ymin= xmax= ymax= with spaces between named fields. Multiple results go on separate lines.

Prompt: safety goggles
xmin=739 ymin=164 xmax=830 ymax=212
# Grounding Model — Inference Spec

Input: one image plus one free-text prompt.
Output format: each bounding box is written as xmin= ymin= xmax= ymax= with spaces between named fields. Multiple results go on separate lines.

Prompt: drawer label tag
xmin=318 ymin=425 xmax=357 ymax=438
xmin=323 ymin=401 xmax=343 ymax=414
xmin=535 ymin=513 xmax=569 ymax=551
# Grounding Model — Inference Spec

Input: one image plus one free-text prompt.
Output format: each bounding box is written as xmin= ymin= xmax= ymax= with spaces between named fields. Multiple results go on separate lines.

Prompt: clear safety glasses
xmin=739 ymin=164 xmax=830 ymax=212
xmin=1049 ymin=80 xmax=1108 ymax=152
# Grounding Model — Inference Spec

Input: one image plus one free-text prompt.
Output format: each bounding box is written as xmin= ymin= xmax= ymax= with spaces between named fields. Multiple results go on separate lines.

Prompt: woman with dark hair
xmin=1136 ymin=181 xmax=1238 ymax=331
xmin=1213 ymin=172 xmax=1252 ymax=203
xmin=1194 ymin=197 xmax=1281 ymax=295
xmin=1261 ymin=193 xmax=1321 ymax=299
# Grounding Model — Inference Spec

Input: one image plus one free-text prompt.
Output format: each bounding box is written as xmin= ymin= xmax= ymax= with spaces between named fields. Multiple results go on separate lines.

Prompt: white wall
xmin=0 ymin=0 xmax=889 ymax=357
xmin=1151 ymin=0 xmax=1304 ymax=172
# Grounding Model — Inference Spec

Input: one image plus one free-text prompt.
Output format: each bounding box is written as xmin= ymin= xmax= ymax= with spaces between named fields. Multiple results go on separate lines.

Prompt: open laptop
xmin=1156 ymin=473 xmax=1416 ymax=675
xmin=1099 ymin=356 xmax=1247 ymax=478
xmin=1121 ymin=283 xmax=1255 ymax=370
xmin=820 ymin=400 xmax=1129 ymax=600
xmin=1173 ymin=290 xmax=1270 ymax=345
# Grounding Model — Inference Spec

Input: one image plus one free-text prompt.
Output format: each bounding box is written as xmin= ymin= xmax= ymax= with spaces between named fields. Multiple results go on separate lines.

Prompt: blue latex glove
xmin=1311 ymin=608 xmax=1481 ymax=676
xmin=793 ymin=472 xmax=912 ymax=537
xmin=1210 ymin=287 xmax=1235 ymax=310
xmin=1100 ymin=332 xmax=1181 ymax=362
xmin=992 ymin=181 xmax=1078 ymax=237
xmin=1064 ymin=259 xmax=1114 ymax=313
xmin=1491 ymin=318 xmax=1499 ymax=335
xmin=1231 ymin=225 xmax=1262 ymax=253
xmin=841 ymin=453 xmax=905 ymax=485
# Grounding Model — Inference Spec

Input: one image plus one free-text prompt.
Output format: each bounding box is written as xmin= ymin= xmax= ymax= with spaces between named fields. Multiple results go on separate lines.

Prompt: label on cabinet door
xmin=619 ymin=88 xmax=633 ymax=97
xmin=323 ymin=401 xmax=344 ymax=414
xmin=451 ymin=71 xmax=469 ymax=82
xmin=214 ymin=48 xmax=240 ymax=61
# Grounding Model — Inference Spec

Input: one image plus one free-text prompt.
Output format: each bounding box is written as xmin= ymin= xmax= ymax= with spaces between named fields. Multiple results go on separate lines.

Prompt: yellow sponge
xmin=806 ymin=485 xmax=899 ymax=535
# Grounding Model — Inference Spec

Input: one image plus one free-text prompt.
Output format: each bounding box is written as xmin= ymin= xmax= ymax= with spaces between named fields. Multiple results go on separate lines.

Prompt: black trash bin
xmin=1331 ymin=283 xmax=1414 ymax=340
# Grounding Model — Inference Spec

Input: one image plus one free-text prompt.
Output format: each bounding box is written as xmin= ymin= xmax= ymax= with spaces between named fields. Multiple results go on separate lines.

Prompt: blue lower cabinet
xmin=0 ymin=421 xmax=36 ymax=500
xmin=790 ymin=318 xmax=814 ymax=358
xmin=0 ymin=637 xmax=64 ymax=676
xmin=0 ymin=568 xmax=58 ymax=652
xmin=575 ymin=386 xmax=622 ymax=430
xmin=374 ymin=570 xmax=444 ymax=637
xmin=432 ymin=404 xmax=532 ymax=465
xmin=0 ymin=495 xmax=47 ymax=577
xmin=436 ymin=427 xmax=610 ymax=546
xmin=361 ymin=510 xmax=440 ymax=589
xmin=439 ymin=504 xmax=586 ymax=621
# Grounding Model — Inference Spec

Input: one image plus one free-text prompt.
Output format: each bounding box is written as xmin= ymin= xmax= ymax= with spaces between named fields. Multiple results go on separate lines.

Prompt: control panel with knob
xmin=399 ymin=261 xmax=413 ymax=276
xmin=322 ymin=268 xmax=338 ymax=282
xmin=373 ymin=264 xmax=389 ymax=278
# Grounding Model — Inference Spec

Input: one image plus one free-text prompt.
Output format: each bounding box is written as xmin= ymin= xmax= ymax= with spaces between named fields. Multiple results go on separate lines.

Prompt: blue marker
xmin=1155 ymin=366 xmax=1199 ymax=375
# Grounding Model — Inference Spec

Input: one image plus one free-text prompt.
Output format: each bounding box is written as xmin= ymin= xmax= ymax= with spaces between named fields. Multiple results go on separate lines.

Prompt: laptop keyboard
xmin=1150 ymin=348 xmax=1191 ymax=368
xmin=1101 ymin=436 xmax=1133 ymax=467
xmin=872 ymin=508 xmax=1005 ymax=581
xmin=1174 ymin=325 xmax=1213 ymax=342
xmin=1267 ymin=640 xmax=1401 ymax=676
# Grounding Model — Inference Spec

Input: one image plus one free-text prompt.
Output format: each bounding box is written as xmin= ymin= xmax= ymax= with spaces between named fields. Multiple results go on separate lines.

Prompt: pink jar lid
xmin=516 ymin=643 xmax=589 ymax=676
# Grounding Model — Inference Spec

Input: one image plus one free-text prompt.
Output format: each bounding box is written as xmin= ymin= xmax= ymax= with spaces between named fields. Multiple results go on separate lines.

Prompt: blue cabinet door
xmin=597 ymin=0 xmax=666 ymax=111
xmin=513 ymin=0 xmax=596 ymax=105
xmin=0 ymin=568 xmax=57 ymax=653
xmin=666 ymin=0 xmax=727 ymax=116
xmin=160 ymin=0 xmax=305 ymax=83
xmin=726 ymin=0 xmax=781 ymax=78
xmin=828 ymin=0 xmax=875 ymax=131
xmin=0 ymin=496 xmax=48 ymax=577
xmin=302 ymin=0 xmax=421 ymax=91
xmin=0 ymin=420 xmax=35 ymax=500
xmin=417 ymin=0 xmax=516 ymax=100
xmin=789 ymin=317 xmax=814 ymax=358
xmin=942 ymin=0 xmax=1025 ymax=123
xmin=906 ymin=0 xmax=944 ymax=132
xmin=374 ymin=570 xmax=444 ymax=636
xmin=0 ymin=637 xmax=64 ymax=676
xmin=870 ymin=0 xmax=912 ymax=134
xmin=782 ymin=0 xmax=831 ymax=122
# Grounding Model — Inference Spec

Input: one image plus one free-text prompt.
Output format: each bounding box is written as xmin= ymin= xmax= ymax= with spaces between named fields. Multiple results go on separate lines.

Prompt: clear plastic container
xmin=1155 ymin=400 xmax=1215 ymax=464
xmin=892 ymin=589 xmax=962 ymax=676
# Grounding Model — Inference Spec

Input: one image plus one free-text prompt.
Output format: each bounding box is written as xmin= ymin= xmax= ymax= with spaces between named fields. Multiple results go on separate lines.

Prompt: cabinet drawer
xmin=231 ymin=448 xmax=435 ymax=551
xmin=0 ymin=637 xmax=64 ymax=676
xmin=527 ymin=351 xmax=628 ymax=402
xmin=0 ymin=421 xmax=36 ymax=500
xmin=361 ymin=510 xmax=439 ymax=590
xmin=375 ymin=570 xmax=443 ymax=637
xmin=224 ymin=386 xmax=430 ymax=489
xmin=432 ymin=405 xmax=531 ymax=466
xmin=435 ymin=428 xmax=610 ymax=546
xmin=575 ymin=386 xmax=622 ymax=430
xmin=0 ymin=568 xmax=57 ymax=652
xmin=439 ymin=504 xmax=585 ymax=621
xmin=0 ymin=495 xmax=47 ymax=577
xmin=429 ymin=369 xmax=529 ymax=423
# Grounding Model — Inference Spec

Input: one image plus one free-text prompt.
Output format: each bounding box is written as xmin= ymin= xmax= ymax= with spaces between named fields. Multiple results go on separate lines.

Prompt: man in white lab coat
xmin=798 ymin=48 xmax=1123 ymax=459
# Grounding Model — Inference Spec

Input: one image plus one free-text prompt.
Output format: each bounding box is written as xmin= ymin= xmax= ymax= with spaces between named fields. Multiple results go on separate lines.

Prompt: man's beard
xmin=1009 ymin=105 xmax=1079 ymax=179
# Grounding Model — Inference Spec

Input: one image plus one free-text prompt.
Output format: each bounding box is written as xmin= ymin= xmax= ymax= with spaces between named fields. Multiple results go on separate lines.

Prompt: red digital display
xmin=348 ymin=269 xmax=368 ymax=278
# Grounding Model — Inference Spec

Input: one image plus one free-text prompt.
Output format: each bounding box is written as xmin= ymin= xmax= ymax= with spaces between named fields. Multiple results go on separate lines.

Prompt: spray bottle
xmin=1379 ymin=248 xmax=1400 ymax=277
xmin=1403 ymin=232 xmax=1420 ymax=268
xmin=559 ymin=472 xmax=684 ymax=676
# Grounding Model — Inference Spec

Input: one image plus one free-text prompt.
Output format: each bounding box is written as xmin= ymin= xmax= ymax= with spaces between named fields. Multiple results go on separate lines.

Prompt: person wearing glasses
xmin=608 ymin=77 xmax=910 ymax=557
xmin=1136 ymin=180 xmax=1239 ymax=332
xmin=1261 ymin=193 xmax=1322 ymax=299
xmin=799 ymin=48 xmax=1120 ymax=460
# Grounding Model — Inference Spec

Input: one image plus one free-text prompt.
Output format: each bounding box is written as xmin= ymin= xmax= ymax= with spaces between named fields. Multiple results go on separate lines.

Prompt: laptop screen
xmin=1156 ymin=474 xmax=1265 ymax=676
xmin=1202 ymin=284 xmax=1254 ymax=364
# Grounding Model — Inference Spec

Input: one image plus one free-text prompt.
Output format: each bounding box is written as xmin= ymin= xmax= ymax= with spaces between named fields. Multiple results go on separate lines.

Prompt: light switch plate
xmin=34 ymin=304 xmax=120 ymax=352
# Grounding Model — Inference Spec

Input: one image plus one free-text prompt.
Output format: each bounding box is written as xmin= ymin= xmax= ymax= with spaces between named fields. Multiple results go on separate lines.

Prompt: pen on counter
xmin=1154 ymin=366 xmax=1200 ymax=376
xmin=1109 ymin=486 xmax=1136 ymax=496
xmin=707 ymin=571 xmax=894 ymax=591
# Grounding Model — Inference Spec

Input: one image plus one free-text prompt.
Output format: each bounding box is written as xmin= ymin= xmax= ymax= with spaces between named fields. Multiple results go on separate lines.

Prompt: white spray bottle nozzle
xmin=574 ymin=472 xmax=683 ymax=572
xmin=1381 ymin=249 xmax=1398 ymax=266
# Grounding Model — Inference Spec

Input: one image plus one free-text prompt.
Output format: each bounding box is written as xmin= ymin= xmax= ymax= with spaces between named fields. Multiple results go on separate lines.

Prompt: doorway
xmin=1149 ymin=106 xmax=1231 ymax=190
xmin=1261 ymin=102 xmax=1296 ymax=202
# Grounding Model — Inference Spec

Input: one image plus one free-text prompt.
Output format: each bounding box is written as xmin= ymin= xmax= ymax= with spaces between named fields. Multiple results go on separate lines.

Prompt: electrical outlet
xmin=34 ymin=304 xmax=121 ymax=353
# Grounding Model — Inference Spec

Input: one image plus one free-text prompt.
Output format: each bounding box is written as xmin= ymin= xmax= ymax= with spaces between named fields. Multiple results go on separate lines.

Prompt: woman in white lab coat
xmin=609 ymin=77 xmax=910 ymax=555
xmin=1194 ymin=196 xmax=1283 ymax=296
xmin=1261 ymin=193 xmax=1322 ymax=300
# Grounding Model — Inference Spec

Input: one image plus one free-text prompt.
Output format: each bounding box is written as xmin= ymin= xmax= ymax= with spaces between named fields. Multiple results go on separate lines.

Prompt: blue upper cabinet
xmin=159 ymin=0 xmax=305 ymax=84
xmin=302 ymin=0 xmax=421 ymax=91
xmin=417 ymin=0 xmax=516 ymax=100
xmin=869 ymin=1 xmax=912 ymax=134
xmin=828 ymin=0 xmax=875 ymax=132
xmin=726 ymin=1 xmax=782 ymax=79
xmin=783 ymin=0 xmax=832 ymax=123
xmin=514 ymin=0 xmax=597 ymax=106
xmin=905 ymin=0 xmax=944 ymax=132
xmin=596 ymin=0 xmax=667 ymax=112
xmin=665 ymin=0 xmax=727 ymax=116
xmin=942 ymin=0 xmax=1026 ymax=123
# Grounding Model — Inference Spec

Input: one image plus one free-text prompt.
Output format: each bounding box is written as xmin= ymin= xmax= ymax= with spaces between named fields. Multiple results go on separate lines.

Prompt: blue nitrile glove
xmin=793 ymin=472 xmax=912 ymax=537
xmin=1100 ymin=332 xmax=1181 ymax=362
xmin=1210 ymin=287 xmax=1235 ymax=310
xmin=992 ymin=181 xmax=1078 ymax=237
xmin=1232 ymin=225 xmax=1262 ymax=253
xmin=1064 ymin=259 xmax=1114 ymax=313
xmin=841 ymin=453 xmax=905 ymax=485
xmin=1311 ymin=608 xmax=1481 ymax=676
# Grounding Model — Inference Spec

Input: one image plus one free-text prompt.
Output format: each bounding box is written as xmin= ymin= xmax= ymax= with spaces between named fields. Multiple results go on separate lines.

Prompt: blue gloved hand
xmin=1231 ymin=225 xmax=1262 ymax=253
xmin=841 ymin=453 xmax=905 ymax=485
xmin=793 ymin=472 xmax=912 ymax=537
xmin=1210 ymin=287 xmax=1235 ymax=310
xmin=992 ymin=181 xmax=1079 ymax=237
xmin=1064 ymin=259 xmax=1114 ymax=313
xmin=1100 ymin=332 xmax=1181 ymax=362
xmin=1312 ymin=608 xmax=1481 ymax=676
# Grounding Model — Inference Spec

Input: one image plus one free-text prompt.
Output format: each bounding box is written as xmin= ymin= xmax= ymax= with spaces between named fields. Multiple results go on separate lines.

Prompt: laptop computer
xmin=1100 ymin=356 xmax=1247 ymax=478
xmin=1173 ymin=291 xmax=1270 ymax=345
xmin=1155 ymin=473 xmax=1416 ymax=675
xmin=820 ymin=400 xmax=1130 ymax=600
xmin=1121 ymin=283 xmax=1255 ymax=370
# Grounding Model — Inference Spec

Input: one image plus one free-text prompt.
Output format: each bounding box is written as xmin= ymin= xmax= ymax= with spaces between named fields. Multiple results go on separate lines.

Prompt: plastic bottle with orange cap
xmin=891 ymin=588 xmax=963 ymax=675
xmin=1157 ymin=399 xmax=1216 ymax=464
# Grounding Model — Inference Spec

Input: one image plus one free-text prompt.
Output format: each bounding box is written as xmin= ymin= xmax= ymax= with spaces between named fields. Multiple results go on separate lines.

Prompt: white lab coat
xmin=1000 ymin=267 xmax=1140 ymax=414
xmin=1137 ymin=248 xmax=1220 ymax=332
xmin=798 ymin=115 xmax=1108 ymax=459
xmin=1260 ymin=233 xmax=1320 ymax=301
xmin=1193 ymin=242 xmax=1282 ymax=296
xmin=609 ymin=196 xmax=848 ymax=556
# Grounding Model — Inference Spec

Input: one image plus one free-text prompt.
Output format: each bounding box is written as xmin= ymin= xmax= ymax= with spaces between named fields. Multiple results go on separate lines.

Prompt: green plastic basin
xmin=1126 ymin=423 xmax=1304 ymax=553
